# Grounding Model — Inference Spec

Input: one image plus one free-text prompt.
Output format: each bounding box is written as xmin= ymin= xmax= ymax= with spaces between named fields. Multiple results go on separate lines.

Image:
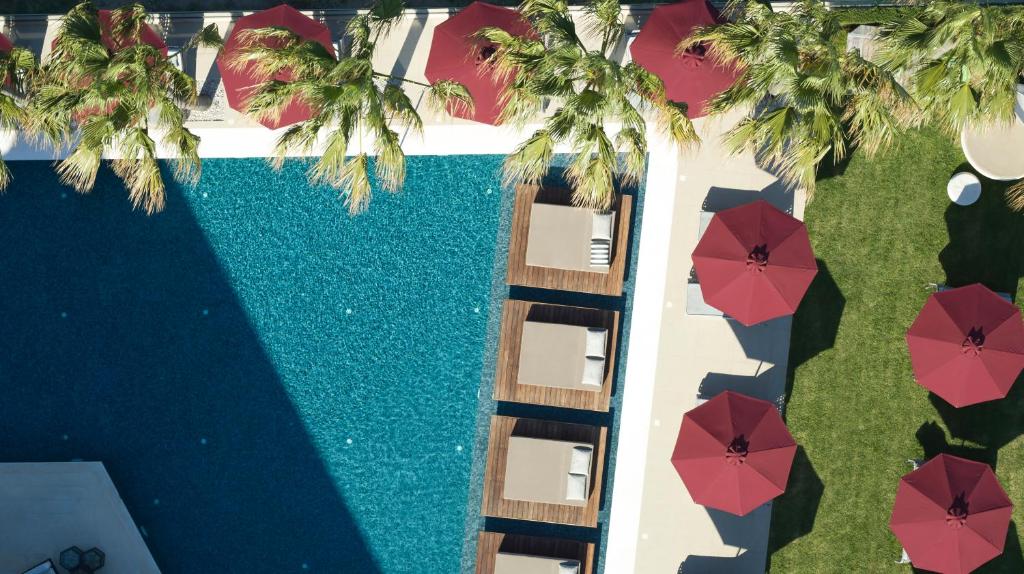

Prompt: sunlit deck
xmin=475 ymin=531 xmax=595 ymax=574
xmin=507 ymin=184 xmax=632 ymax=296
xmin=481 ymin=415 xmax=606 ymax=527
xmin=494 ymin=300 xmax=618 ymax=411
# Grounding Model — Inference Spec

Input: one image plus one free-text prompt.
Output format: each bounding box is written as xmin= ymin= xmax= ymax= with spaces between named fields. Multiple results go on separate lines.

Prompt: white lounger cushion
xmin=566 ymin=473 xmax=587 ymax=502
xmin=569 ymin=445 xmax=593 ymax=475
xmin=560 ymin=562 xmax=581 ymax=574
xmin=592 ymin=212 xmax=614 ymax=241
xmin=585 ymin=327 xmax=607 ymax=358
xmin=494 ymin=553 xmax=581 ymax=574
xmin=567 ymin=446 xmax=593 ymax=502
xmin=581 ymin=357 xmax=605 ymax=388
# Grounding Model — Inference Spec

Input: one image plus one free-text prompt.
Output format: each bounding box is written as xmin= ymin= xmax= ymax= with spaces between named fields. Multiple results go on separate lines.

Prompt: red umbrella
xmin=890 ymin=454 xmax=1013 ymax=574
xmin=51 ymin=10 xmax=168 ymax=55
xmin=50 ymin=10 xmax=168 ymax=121
xmin=691 ymin=200 xmax=818 ymax=326
xmin=218 ymin=4 xmax=335 ymax=129
xmin=424 ymin=1 xmax=535 ymax=125
xmin=97 ymin=9 xmax=167 ymax=56
xmin=629 ymin=0 xmax=739 ymax=118
xmin=906 ymin=284 xmax=1024 ymax=408
xmin=50 ymin=10 xmax=167 ymax=56
xmin=672 ymin=391 xmax=797 ymax=516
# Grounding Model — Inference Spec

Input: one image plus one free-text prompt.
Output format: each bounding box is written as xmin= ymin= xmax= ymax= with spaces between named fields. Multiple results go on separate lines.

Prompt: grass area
xmin=767 ymin=127 xmax=1024 ymax=572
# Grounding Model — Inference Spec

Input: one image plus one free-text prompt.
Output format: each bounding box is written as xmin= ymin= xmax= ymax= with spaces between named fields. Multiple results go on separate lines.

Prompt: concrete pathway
xmin=606 ymin=110 xmax=807 ymax=574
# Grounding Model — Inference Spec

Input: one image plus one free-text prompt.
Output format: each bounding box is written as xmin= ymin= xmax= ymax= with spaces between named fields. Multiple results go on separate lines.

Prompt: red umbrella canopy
xmin=51 ymin=10 xmax=168 ymax=121
xmin=691 ymin=200 xmax=818 ymax=326
xmin=629 ymin=0 xmax=738 ymax=118
xmin=424 ymin=1 xmax=535 ymax=125
xmin=906 ymin=283 xmax=1024 ymax=408
xmin=890 ymin=454 xmax=1013 ymax=574
xmin=51 ymin=10 xmax=167 ymax=56
xmin=672 ymin=391 xmax=797 ymax=516
xmin=97 ymin=9 xmax=168 ymax=56
xmin=218 ymin=4 xmax=336 ymax=129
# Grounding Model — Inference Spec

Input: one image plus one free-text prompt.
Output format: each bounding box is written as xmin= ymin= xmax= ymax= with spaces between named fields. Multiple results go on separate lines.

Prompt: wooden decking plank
xmin=506 ymin=184 xmax=632 ymax=296
xmin=481 ymin=415 xmax=607 ymax=527
xmin=474 ymin=531 xmax=595 ymax=574
xmin=493 ymin=300 xmax=617 ymax=411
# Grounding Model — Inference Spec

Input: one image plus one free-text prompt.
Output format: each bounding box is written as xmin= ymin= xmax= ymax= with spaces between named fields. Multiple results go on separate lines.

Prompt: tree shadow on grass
xmin=765 ymin=447 xmax=824 ymax=570
xmin=813 ymin=142 xmax=856 ymax=184
xmin=938 ymin=166 xmax=1024 ymax=295
xmin=0 ymin=164 xmax=381 ymax=573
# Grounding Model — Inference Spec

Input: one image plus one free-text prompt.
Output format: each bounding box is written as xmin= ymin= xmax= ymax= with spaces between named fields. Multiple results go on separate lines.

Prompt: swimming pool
xmin=0 ymin=156 xmax=507 ymax=573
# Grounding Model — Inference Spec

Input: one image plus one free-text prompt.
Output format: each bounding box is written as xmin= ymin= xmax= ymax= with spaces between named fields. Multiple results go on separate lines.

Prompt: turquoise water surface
xmin=0 ymin=156 xmax=507 ymax=573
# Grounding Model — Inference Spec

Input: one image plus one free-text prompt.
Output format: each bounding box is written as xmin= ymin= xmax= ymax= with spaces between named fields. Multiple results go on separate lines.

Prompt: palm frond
xmin=373 ymin=126 xmax=406 ymax=192
xmin=1006 ymin=179 xmax=1024 ymax=211
xmin=181 ymin=23 xmax=223 ymax=52
xmin=339 ymin=153 xmax=373 ymax=214
xmin=426 ymin=79 xmax=474 ymax=117
xmin=503 ymin=129 xmax=555 ymax=187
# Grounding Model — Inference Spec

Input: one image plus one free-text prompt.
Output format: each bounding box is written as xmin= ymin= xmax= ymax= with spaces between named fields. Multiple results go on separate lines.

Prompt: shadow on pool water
xmin=0 ymin=163 xmax=382 ymax=573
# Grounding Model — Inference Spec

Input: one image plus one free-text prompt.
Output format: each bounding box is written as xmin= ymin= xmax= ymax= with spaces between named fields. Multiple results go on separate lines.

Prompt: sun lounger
xmin=687 ymin=212 xmax=725 ymax=316
xmin=503 ymin=437 xmax=593 ymax=507
xmin=518 ymin=321 xmax=607 ymax=392
xmin=495 ymin=553 xmax=581 ymax=574
xmin=697 ymin=210 xmax=714 ymax=238
xmin=526 ymin=204 xmax=615 ymax=273
xmin=687 ymin=281 xmax=723 ymax=316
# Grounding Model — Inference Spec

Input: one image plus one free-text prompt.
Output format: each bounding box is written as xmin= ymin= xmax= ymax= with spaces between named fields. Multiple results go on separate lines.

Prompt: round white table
xmin=960 ymin=84 xmax=1024 ymax=181
xmin=947 ymin=172 xmax=982 ymax=206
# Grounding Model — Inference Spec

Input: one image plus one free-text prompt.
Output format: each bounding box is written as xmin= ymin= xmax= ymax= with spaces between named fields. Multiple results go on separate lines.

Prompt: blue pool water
xmin=0 ymin=156 xmax=508 ymax=573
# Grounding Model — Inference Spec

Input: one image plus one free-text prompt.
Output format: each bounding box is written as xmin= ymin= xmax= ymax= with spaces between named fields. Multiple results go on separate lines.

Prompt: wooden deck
xmin=494 ymin=300 xmax=618 ymax=411
xmin=481 ymin=416 xmax=606 ymax=527
xmin=507 ymin=185 xmax=632 ymax=296
xmin=475 ymin=531 xmax=595 ymax=574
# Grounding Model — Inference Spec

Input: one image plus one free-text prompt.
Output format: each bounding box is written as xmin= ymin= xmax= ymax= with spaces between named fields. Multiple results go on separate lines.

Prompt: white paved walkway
xmin=606 ymin=110 xmax=807 ymax=574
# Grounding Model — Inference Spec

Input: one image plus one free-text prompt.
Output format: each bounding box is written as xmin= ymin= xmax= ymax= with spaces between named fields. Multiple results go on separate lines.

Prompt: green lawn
xmin=767 ymin=127 xmax=1024 ymax=572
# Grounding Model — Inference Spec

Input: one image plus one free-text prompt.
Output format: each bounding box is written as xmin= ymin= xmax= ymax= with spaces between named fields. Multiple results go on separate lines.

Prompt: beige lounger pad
xmin=494 ymin=552 xmax=580 ymax=574
xmin=525 ymin=204 xmax=594 ymax=272
xmin=503 ymin=437 xmax=591 ymax=507
xmin=518 ymin=322 xmax=605 ymax=392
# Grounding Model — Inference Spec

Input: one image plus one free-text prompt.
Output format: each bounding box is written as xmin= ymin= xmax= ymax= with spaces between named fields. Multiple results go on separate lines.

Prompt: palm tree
xmin=27 ymin=2 xmax=221 ymax=214
xmin=0 ymin=38 xmax=36 ymax=191
xmin=876 ymin=1 xmax=1024 ymax=209
xmin=479 ymin=0 xmax=699 ymax=210
xmin=231 ymin=0 xmax=471 ymax=214
xmin=688 ymin=0 xmax=914 ymax=194
xmin=876 ymin=1 xmax=1024 ymax=136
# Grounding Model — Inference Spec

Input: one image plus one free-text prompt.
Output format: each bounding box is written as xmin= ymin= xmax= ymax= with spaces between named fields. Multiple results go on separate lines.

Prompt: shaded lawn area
xmin=767 ymin=127 xmax=1024 ymax=572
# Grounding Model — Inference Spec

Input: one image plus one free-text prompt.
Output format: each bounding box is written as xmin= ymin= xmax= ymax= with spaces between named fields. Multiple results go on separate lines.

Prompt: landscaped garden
xmin=769 ymin=125 xmax=1024 ymax=572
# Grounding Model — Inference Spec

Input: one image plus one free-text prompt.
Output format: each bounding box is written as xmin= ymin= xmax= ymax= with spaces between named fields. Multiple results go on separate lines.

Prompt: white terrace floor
xmin=607 ymin=110 xmax=806 ymax=574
